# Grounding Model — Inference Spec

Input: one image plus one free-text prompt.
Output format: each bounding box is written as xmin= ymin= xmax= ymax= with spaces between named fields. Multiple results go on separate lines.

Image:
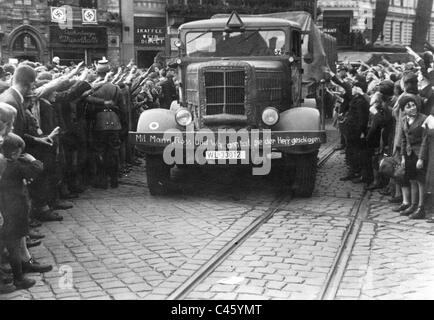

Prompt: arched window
xmin=12 ymin=33 xmax=38 ymax=51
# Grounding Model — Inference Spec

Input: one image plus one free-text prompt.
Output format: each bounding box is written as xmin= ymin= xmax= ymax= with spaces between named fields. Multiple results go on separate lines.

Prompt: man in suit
xmin=29 ymin=72 xmax=95 ymax=222
xmin=0 ymin=65 xmax=52 ymax=149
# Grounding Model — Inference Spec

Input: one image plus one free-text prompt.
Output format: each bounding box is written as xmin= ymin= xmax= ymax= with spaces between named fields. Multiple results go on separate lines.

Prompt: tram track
xmin=319 ymin=190 xmax=370 ymax=300
xmin=167 ymin=145 xmax=339 ymax=300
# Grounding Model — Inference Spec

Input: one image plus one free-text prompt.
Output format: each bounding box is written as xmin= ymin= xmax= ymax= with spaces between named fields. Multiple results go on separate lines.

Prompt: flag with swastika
xmin=82 ymin=8 xmax=97 ymax=25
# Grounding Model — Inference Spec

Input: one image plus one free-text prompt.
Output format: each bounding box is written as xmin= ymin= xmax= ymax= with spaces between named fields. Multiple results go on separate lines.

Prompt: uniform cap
xmin=96 ymin=57 xmax=110 ymax=73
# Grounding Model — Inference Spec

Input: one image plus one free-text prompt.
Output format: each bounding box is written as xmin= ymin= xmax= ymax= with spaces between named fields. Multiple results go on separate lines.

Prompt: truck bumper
xmin=129 ymin=130 xmax=327 ymax=156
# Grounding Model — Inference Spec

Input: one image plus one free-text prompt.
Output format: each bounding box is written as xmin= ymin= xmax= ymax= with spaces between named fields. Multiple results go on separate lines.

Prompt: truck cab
xmin=130 ymin=12 xmax=327 ymax=197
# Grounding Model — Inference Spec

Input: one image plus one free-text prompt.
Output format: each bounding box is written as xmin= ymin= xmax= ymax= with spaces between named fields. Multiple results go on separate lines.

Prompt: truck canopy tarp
xmin=212 ymin=11 xmax=335 ymax=83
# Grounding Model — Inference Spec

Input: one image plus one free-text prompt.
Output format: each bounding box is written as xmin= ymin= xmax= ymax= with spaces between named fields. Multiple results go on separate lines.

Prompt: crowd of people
xmin=0 ymin=54 xmax=178 ymax=293
xmin=322 ymin=45 xmax=434 ymax=223
xmin=1 ymin=45 xmax=434 ymax=294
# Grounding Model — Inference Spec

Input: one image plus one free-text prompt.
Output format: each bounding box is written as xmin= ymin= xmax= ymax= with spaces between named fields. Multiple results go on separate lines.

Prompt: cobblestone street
xmin=2 ymin=126 xmax=434 ymax=300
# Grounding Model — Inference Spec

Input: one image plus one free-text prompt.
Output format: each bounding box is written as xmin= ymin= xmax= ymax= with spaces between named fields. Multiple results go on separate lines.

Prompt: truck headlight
xmin=175 ymin=109 xmax=193 ymax=126
xmin=174 ymin=39 xmax=182 ymax=48
xmin=262 ymin=107 xmax=279 ymax=126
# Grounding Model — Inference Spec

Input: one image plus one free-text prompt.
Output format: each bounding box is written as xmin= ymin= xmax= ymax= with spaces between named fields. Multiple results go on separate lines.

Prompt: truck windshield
xmin=186 ymin=30 xmax=286 ymax=57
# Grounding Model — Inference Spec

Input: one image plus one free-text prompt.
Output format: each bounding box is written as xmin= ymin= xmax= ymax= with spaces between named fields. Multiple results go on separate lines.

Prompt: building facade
xmin=318 ymin=0 xmax=434 ymax=48
xmin=120 ymin=0 xmax=166 ymax=68
xmin=121 ymin=0 xmax=319 ymax=68
xmin=0 ymin=0 xmax=121 ymax=65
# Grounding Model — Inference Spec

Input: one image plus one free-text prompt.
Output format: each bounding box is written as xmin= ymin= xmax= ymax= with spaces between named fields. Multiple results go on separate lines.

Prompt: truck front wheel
xmin=291 ymin=152 xmax=318 ymax=198
xmin=145 ymin=154 xmax=171 ymax=195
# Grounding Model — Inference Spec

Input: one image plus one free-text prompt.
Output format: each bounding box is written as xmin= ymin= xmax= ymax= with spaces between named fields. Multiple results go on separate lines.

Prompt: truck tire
xmin=293 ymin=151 xmax=318 ymax=198
xmin=145 ymin=154 xmax=170 ymax=195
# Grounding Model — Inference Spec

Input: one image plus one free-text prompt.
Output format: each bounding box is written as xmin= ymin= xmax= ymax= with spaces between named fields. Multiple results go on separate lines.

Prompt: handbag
xmin=379 ymin=156 xmax=406 ymax=181
xmin=393 ymin=162 xmax=406 ymax=182
xmin=379 ymin=156 xmax=397 ymax=178
xmin=94 ymin=87 xmax=122 ymax=131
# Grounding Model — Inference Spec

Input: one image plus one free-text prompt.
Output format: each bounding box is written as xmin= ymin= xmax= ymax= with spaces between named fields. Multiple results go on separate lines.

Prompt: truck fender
xmin=136 ymin=108 xmax=183 ymax=133
xmin=273 ymin=107 xmax=320 ymax=132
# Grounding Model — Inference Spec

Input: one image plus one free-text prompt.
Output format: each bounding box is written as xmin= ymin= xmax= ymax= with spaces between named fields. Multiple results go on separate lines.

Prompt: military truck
xmin=130 ymin=11 xmax=333 ymax=197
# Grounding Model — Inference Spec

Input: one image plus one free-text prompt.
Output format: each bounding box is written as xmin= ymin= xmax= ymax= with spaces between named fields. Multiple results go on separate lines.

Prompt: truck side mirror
xmin=303 ymin=53 xmax=313 ymax=64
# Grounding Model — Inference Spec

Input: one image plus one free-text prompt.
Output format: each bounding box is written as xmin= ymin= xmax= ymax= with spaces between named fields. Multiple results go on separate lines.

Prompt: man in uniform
xmin=86 ymin=58 xmax=126 ymax=189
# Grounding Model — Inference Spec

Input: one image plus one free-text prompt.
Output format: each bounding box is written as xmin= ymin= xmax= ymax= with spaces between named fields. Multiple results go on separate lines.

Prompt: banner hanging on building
xmin=51 ymin=7 xmax=66 ymax=24
xmin=134 ymin=17 xmax=166 ymax=47
xmin=82 ymin=8 xmax=98 ymax=25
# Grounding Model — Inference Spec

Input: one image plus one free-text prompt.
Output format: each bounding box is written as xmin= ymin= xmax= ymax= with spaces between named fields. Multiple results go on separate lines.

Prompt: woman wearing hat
xmin=396 ymin=95 xmax=429 ymax=219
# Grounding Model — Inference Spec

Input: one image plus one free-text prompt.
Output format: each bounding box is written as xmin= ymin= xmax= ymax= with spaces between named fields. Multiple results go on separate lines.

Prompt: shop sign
xmin=170 ymin=37 xmax=179 ymax=51
xmin=134 ymin=17 xmax=166 ymax=47
xmin=323 ymin=28 xmax=337 ymax=33
xmin=49 ymin=26 xmax=107 ymax=48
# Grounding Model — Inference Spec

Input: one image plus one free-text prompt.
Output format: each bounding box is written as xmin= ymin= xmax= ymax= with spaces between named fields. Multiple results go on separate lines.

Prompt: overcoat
xmin=0 ymin=158 xmax=43 ymax=240
xmin=401 ymin=113 xmax=429 ymax=161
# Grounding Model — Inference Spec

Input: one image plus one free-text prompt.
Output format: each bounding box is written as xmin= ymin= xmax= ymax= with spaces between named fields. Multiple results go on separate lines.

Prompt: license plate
xmin=206 ymin=151 xmax=246 ymax=160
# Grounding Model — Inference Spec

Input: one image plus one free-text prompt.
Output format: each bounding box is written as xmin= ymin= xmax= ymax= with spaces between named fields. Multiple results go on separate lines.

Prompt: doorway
xmin=11 ymin=33 xmax=41 ymax=62
xmin=137 ymin=50 xmax=159 ymax=69
xmin=323 ymin=11 xmax=353 ymax=48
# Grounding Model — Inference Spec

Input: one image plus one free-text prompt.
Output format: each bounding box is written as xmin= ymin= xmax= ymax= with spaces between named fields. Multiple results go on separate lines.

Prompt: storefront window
xmin=323 ymin=12 xmax=352 ymax=47
xmin=49 ymin=25 xmax=108 ymax=65
xmin=52 ymin=48 xmax=106 ymax=66
xmin=52 ymin=48 xmax=85 ymax=66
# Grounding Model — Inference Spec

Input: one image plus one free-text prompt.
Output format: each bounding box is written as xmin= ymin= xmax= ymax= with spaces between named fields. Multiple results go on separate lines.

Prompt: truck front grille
xmin=204 ymin=70 xmax=245 ymax=115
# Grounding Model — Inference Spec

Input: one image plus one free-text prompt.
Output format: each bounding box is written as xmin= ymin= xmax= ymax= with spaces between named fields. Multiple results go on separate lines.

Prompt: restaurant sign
xmin=50 ymin=26 xmax=108 ymax=48
xmin=134 ymin=17 xmax=166 ymax=47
